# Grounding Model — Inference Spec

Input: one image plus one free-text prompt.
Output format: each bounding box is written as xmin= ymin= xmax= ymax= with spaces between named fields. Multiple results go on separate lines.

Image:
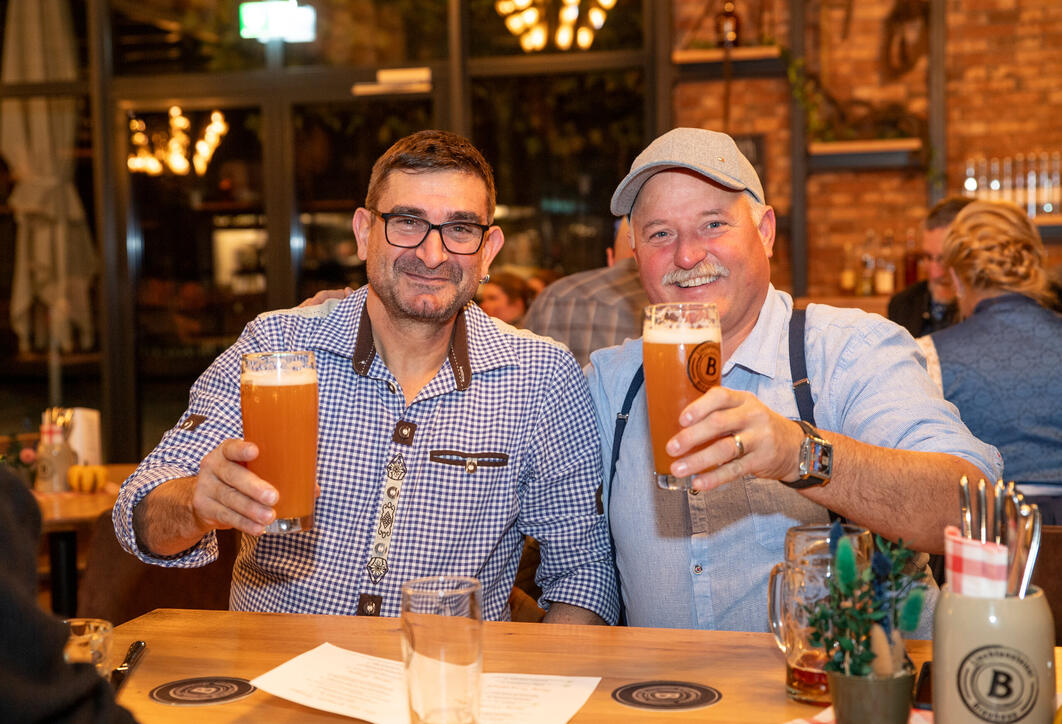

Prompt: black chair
xmin=1030 ymin=524 xmax=1062 ymax=646
xmin=76 ymin=512 xmax=240 ymax=625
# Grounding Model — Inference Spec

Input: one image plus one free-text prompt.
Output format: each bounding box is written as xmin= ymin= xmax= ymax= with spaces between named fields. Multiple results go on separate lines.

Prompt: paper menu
xmin=250 ymin=642 xmax=599 ymax=724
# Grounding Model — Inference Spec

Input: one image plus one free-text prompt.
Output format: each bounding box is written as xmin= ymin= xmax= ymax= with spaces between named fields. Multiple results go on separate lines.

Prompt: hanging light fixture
xmin=496 ymin=0 xmax=616 ymax=52
xmin=127 ymin=107 xmax=229 ymax=176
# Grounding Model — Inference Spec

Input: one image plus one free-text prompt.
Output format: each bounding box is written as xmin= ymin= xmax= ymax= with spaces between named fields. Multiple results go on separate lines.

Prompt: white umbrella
xmin=1 ymin=0 xmax=97 ymax=373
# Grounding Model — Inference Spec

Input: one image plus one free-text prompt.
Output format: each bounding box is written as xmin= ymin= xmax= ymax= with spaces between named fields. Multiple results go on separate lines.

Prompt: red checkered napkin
xmin=944 ymin=525 xmax=1007 ymax=598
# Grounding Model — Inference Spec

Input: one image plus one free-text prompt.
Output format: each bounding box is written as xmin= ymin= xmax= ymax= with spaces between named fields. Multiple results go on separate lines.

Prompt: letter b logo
xmin=987 ymin=669 xmax=1013 ymax=699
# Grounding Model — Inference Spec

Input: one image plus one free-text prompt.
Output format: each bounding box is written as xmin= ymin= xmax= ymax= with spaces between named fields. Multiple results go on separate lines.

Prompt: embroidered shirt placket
xmin=366 ymin=452 xmax=407 ymax=583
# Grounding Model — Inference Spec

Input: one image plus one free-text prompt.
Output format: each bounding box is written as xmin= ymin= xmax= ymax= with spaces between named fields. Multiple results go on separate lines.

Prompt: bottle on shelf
xmin=962 ymin=158 xmax=978 ymax=198
xmin=34 ymin=419 xmax=76 ymax=494
xmin=1013 ymin=154 xmax=1026 ymax=211
xmin=1026 ymin=157 xmax=1038 ymax=217
xmin=988 ymin=157 xmax=1001 ymax=200
xmin=874 ymin=229 xmax=897 ymax=296
xmin=758 ymin=0 xmax=774 ymax=44
xmin=858 ymin=229 xmax=877 ymax=297
xmin=1038 ymin=152 xmax=1053 ymax=215
xmin=839 ymin=243 xmax=857 ymax=295
xmin=715 ymin=0 xmax=741 ymax=48
xmin=1001 ymin=157 xmax=1013 ymax=204
xmin=976 ymin=158 xmax=989 ymax=200
xmin=1050 ymin=152 xmax=1061 ymax=215
xmin=902 ymin=227 xmax=922 ymax=288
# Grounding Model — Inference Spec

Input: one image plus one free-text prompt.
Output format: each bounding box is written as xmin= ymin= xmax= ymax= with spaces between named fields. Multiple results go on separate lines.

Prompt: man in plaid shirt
xmin=114 ymin=131 xmax=618 ymax=624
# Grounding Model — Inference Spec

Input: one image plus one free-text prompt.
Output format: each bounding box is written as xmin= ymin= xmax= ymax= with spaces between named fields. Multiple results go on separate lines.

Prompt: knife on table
xmin=110 ymin=640 xmax=146 ymax=691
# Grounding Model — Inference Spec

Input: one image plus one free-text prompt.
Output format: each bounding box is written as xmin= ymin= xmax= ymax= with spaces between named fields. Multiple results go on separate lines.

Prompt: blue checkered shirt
xmin=114 ymin=286 xmax=618 ymax=623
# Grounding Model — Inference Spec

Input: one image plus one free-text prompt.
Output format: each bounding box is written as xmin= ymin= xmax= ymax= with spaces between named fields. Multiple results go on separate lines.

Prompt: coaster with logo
xmin=611 ymin=680 xmax=722 ymax=710
xmin=149 ymin=676 xmax=256 ymax=706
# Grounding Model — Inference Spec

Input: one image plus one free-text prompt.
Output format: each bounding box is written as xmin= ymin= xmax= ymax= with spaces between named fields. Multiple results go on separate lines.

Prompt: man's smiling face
xmin=630 ymin=168 xmax=775 ymax=342
xmin=354 ymin=168 xmax=502 ymax=325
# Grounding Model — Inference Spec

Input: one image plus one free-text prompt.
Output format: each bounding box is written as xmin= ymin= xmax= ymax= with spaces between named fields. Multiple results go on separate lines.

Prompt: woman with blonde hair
xmin=918 ymin=199 xmax=1062 ymax=523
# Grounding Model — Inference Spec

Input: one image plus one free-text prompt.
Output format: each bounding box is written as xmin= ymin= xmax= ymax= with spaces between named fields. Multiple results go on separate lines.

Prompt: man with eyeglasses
xmin=114 ymin=130 xmax=618 ymax=625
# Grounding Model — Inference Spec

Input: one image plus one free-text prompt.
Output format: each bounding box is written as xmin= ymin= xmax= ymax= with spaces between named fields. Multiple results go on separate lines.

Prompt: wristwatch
xmin=781 ymin=420 xmax=833 ymax=489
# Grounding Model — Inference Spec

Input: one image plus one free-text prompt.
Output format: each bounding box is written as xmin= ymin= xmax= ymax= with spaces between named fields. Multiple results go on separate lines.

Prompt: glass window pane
xmin=294 ymin=98 xmax=432 ymax=301
xmin=111 ymin=1 xmax=265 ymax=75
xmin=127 ymin=105 xmax=267 ymax=452
xmin=469 ymin=0 xmax=643 ymax=57
xmin=471 ymin=69 xmax=645 ymax=273
xmin=285 ymin=1 xmax=448 ymax=67
xmin=0 ymin=93 xmax=99 ymax=454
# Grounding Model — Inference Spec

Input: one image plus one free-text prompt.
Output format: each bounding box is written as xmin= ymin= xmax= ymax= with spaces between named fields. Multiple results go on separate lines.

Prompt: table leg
xmin=48 ymin=530 xmax=78 ymax=617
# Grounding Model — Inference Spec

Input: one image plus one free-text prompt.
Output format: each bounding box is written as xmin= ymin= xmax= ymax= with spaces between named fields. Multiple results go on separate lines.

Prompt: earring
xmin=480 ymin=274 xmax=490 ymax=284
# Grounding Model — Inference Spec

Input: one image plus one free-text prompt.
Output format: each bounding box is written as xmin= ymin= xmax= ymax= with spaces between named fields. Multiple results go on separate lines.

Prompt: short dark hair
xmin=366 ymin=130 xmax=496 ymax=221
xmin=925 ymin=196 xmax=975 ymax=231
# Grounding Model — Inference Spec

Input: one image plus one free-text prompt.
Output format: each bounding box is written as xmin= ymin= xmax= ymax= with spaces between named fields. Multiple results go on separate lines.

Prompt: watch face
xmin=799 ymin=430 xmax=832 ymax=482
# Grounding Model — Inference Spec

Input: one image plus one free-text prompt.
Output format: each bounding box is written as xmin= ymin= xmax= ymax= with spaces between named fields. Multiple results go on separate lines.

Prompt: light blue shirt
xmin=587 ymin=286 xmax=1002 ymax=632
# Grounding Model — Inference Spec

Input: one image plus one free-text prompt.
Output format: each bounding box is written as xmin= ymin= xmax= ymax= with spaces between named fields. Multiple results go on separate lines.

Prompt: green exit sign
xmin=239 ymin=1 xmax=316 ymax=43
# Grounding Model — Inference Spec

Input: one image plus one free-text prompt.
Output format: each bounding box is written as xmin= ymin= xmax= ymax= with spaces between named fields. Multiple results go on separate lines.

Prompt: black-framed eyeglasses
xmin=368 ymin=208 xmax=490 ymax=255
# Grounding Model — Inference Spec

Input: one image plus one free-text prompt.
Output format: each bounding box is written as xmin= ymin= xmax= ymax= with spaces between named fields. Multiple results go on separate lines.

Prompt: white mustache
xmin=662 ymin=261 xmax=730 ymax=288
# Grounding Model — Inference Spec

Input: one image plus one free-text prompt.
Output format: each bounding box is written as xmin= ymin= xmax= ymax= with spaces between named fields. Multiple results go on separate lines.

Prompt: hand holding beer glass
xmin=240 ymin=351 xmax=319 ymax=533
xmin=642 ymin=302 xmax=721 ymax=490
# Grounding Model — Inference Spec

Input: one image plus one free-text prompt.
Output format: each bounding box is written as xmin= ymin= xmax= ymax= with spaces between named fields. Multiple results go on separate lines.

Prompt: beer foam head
xmin=241 ymin=368 xmax=317 ymax=386
xmin=643 ymin=325 xmax=720 ymax=344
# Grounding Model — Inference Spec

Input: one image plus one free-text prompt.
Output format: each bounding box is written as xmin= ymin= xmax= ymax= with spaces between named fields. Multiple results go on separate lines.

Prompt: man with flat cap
xmin=588 ymin=127 xmax=1002 ymax=631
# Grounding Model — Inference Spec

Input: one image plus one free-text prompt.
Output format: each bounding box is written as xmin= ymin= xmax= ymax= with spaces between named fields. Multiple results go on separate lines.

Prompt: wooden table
xmin=35 ymin=463 xmax=136 ymax=616
xmin=110 ymin=608 xmax=938 ymax=723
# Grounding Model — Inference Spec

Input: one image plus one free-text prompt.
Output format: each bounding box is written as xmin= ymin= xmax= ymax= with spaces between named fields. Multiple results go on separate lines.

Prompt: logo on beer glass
xmin=687 ymin=340 xmax=721 ymax=393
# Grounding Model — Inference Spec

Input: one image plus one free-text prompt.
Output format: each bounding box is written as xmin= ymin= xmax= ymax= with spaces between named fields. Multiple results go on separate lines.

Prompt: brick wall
xmin=672 ymin=0 xmax=1062 ymax=296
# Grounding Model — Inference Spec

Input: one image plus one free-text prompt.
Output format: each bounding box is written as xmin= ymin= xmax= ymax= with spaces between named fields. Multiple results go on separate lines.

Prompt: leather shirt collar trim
xmin=351 ymin=300 xmax=472 ymax=391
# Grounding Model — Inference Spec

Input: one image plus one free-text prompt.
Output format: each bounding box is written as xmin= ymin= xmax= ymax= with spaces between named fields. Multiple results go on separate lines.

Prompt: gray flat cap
xmin=610 ymin=127 xmax=765 ymax=215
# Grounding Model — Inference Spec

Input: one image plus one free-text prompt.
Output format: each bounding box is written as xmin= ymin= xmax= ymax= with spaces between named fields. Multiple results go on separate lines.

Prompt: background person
xmin=917 ymin=199 xmax=1062 ymax=524
xmin=0 ymin=466 xmax=138 ymax=723
xmin=589 ymin=127 xmax=1001 ymax=632
xmin=887 ymin=196 xmax=973 ymax=337
xmin=114 ymin=130 xmax=617 ymax=625
xmin=523 ymin=217 xmax=649 ymax=367
xmin=476 ymin=270 xmax=531 ymax=326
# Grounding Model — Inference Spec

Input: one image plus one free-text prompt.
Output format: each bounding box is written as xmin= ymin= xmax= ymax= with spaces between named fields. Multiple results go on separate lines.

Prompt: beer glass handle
xmin=767 ymin=562 xmax=786 ymax=653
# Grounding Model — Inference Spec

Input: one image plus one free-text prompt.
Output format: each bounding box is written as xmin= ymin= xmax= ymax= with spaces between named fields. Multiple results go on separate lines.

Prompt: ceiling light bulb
xmin=521 ymin=7 xmax=538 ymax=25
xmin=519 ymin=30 xmax=536 ymax=52
xmin=555 ymin=23 xmax=574 ymax=49
xmin=576 ymin=26 xmax=594 ymax=49
xmin=495 ymin=0 xmax=515 ymax=15
xmin=513 ymin=0 xmax=532 ymax=9
xmin=560 ymin=5 xmax=578 ymax=23
xmin=598 ymin=0 xmax=616 ymax=8
xmin=588 ymin=7 xmax=605 ymax=28
xmin=505 ymin=13 xmax=525 ymax=34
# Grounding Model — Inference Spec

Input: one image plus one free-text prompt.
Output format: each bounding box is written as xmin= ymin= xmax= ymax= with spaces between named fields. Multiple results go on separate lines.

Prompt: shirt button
xmin=399 ymin=425 xmax=410 ymax=438
xmin=387 ymin=382 xmax=397 ymax=393
xmin=465 ymin=459 xmax=478 ymax=473
xmin=692 ymin=564 xmax=703 ymax=575
xmin=688 ymin=489 xmax=699 ymax=496
xmin=365 ymin=601 xmax=377 ymax=614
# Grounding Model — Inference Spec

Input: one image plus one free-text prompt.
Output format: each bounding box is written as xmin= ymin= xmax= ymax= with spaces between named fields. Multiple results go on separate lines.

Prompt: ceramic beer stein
xmin=933 ymin=584 xmax=1056 ymax=723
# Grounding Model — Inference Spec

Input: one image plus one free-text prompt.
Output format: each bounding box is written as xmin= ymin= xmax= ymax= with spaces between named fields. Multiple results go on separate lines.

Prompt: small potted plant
xmin=806 ymin=520 xmax=927 ymax=724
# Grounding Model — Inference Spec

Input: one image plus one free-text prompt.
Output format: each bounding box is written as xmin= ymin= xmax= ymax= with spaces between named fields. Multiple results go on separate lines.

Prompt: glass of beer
xmin=642 ymin=302 xmax=721 ymax=490
xmin=240 ymin=350 xmax=319 ymax=533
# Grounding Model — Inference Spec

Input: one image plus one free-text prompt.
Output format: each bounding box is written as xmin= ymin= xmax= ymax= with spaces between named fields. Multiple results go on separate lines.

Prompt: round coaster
xmin=611 ymin=680 xmax=722 ymax=710
xmin=149 ymin=677 xmax=256 ymax=706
